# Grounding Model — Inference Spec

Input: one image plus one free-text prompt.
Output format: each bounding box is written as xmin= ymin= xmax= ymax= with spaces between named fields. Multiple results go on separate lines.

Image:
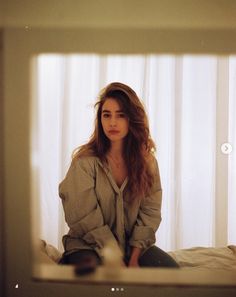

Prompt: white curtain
xmin=33 ymin=54 xmax=236 ymax=252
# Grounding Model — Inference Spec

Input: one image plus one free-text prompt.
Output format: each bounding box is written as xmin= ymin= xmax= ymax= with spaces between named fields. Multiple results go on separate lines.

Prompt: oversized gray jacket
xmin=59 ymin=156 xmax=162 ymax=257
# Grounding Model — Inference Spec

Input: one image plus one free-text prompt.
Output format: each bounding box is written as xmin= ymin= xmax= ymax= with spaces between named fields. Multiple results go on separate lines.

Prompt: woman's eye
xmin=102 ymin=113 xmax=126 ymax=119
xmin=118 ymin=113 xmax=126 ymax=118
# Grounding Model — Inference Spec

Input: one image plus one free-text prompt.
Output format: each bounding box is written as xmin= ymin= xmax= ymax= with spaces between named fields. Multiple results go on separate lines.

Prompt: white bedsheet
xmin=168 ymin=245 xmax=236 ymax=271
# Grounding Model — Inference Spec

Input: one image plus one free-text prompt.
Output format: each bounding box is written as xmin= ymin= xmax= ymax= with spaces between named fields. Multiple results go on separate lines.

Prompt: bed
xmin=38 ymin=239 xmax=236 ymax=271
xmin=168 ymin=245 xmax=236 ymax=271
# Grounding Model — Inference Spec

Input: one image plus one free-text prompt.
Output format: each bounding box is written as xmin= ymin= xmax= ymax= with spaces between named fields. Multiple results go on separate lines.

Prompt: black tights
xmin=60 ymin=245 xmax=179 ymax=268
xmin=138 ymin=245 xmax=179 ymax=268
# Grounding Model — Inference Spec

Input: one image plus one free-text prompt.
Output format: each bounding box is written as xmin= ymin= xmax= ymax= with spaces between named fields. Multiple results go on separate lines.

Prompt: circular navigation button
xmin=221 ymin=142 xmax=233 ymax=155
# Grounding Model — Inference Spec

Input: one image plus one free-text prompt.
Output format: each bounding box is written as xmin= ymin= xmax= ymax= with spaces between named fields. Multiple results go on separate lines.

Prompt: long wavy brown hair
xmin=73 ymin=82 xmax=157 ymax=203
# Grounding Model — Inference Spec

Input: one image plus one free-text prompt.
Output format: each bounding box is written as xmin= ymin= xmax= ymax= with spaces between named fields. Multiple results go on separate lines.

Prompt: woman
xmin=59 ymin=82 xmax=178 ymax=271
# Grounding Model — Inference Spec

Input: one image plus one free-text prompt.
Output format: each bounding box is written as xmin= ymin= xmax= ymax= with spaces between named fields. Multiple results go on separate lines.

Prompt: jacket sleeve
xmin=129 ymin=158 xmax=162 ymax=249
xmin=59 ymin=157 xmax=117 ymax=251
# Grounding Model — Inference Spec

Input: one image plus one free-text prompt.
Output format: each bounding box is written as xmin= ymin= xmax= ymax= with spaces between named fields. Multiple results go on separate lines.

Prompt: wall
xmin=1 ymin=0 xmax=236 ymax=29
xmin=0 ymin=28 xmax=5 ymax=297
xmin=0 ymin=0 xmax=3 ymax=27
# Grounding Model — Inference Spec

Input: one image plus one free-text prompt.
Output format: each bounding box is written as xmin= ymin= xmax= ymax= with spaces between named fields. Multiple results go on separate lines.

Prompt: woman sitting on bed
xmin=59 ymin=82 xmax=179 ymax=271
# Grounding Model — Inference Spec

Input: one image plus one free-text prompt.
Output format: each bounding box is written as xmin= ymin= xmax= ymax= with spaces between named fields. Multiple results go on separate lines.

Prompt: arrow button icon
xmin=221 ymin=142 xmax=233 ymax=155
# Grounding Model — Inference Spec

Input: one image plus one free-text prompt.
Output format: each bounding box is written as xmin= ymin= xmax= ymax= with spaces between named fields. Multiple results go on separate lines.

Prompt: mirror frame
xmin=3 ymin=27 xmax=236 ymax=297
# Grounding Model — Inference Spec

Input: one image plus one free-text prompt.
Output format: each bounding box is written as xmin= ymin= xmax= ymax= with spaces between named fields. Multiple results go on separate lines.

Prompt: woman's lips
xmin=108 ymin=130 xmax=120 ymax=135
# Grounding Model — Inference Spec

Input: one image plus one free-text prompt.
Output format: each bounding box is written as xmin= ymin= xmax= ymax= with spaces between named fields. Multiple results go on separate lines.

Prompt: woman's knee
xmin=138 ymin=246 xmax=179 ymax=268
xmin=60 ymin=249 xmax=101 ymax=266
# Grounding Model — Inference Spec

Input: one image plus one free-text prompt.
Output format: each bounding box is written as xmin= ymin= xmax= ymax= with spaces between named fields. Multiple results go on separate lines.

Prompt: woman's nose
xmin=109 ymin=117 xmax=117 ymax=127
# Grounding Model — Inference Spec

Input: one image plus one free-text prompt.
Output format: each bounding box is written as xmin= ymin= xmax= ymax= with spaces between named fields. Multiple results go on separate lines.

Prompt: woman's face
xmin=101 ymin=98 xmax=129 ymax=144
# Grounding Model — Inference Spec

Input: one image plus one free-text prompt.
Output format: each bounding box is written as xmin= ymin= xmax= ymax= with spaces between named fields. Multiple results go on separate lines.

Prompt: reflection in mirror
xmin=31 ymin=54 xmax=236 ymax=272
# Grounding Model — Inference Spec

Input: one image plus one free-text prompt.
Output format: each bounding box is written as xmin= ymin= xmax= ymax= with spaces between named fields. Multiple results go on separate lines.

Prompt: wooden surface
xmin=33 ymin=264 xmax=236 ymax=287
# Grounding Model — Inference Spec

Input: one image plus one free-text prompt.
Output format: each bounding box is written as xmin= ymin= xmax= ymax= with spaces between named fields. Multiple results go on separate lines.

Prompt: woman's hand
xmin=128 ymin=247 xmax=142 ymax=267
xmin=128 ymin=257 xmax=139 ymax=267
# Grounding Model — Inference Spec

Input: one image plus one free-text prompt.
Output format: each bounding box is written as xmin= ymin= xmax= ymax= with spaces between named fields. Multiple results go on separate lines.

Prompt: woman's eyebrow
xmin=102 ymin=109 xmax=124 ymax=113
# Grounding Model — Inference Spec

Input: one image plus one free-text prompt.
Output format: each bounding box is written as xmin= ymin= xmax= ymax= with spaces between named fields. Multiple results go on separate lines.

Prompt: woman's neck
xmin=108 ymin=141 xmax=124 ymax=158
